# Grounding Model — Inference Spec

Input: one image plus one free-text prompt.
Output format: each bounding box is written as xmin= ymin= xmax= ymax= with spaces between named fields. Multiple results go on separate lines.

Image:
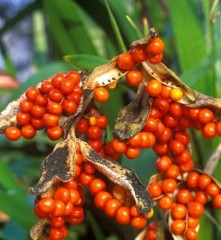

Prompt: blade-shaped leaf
xmin=64 ymin=54 xmax=108 ymax=71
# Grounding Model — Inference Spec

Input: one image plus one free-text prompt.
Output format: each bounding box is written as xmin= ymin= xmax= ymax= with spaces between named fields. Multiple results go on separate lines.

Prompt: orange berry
xmin=115 ymin=206 xmax=130 ymax=225
xmin=46 ymin=126 xmax=63 ymax=140
xmin=197 ymin=108 xmax=214 ymax=124
xmin=147 ymin=182 xmax=162 ymax=198
xmin=145 ymin=79 xmax=162 ymax=97
xmin=213 ymin=194 xmax=221 ymax=209
xmin=206 ymin=183 xmax=220 ymax=197
xmin=198 ymin=174 xmax=212 ymax=190
xmin=131 ymin=45 xmax=148 ymax=62
xmin=158 ymin=195 xmax=173 ymax=210
xmin=130 ymin=216 xmax=147 ymax=229
xmin=146 ymin=38 xmax=164 ymax=55
xmin=169 ymin=139 xmax=185 ymax=155
xmin=94 ymin=87 xmax=110 ymax=103
xmin=202 ymin=122 xmax=216 ymax=139
xmin=54 ymin=187 xmax=71 ymax=203
xmin=88 ymin=178 xmax=106 ymax=195
xmin=187 ymin=201 xmax=204 ymax=218
xmin=171 ymin=203 xmax=187 ymax=219
xmin=117 ymin=52 xmax=135 ymax=70
xmin=104 ymin=199 xmax=122 ymax=217
xmin=38 ymin=197 xmax=55 ymax=214
xmin=148 ymin=53 xmax=163 ymax=64
xmin=185 ymin=228 xmax=198 ymax=240
xmin=194 ymin=191 xmax=208 ymax=205
xmin=186 ymin=171 xmax=200 ymax=189
xmin=112 ymin=138 xmax=127 ymax=153
xmin=156 ymin=155 xmax=172 ymax=172
xmin=129 ymin=204 xmax=140 ymax=217
xmin=165 ymin=164 xmax=180 ymax=179
xmin=125 ymin=147 xmax=140 ymax=159
xmin=187 ymin=216 xmax=199 ymax=228
xmin=94 ymin=191 xmax=112 ymax=209
xmin=170 ymin=88 xmax=183 ymax=101
xmin=21 ymin=124 xmax=36 ymax=139
xmin=126 ymin=70 xmax=143 ymax=86
xmin=170 ymin=219 xmax=185 ymax=235
xmin=176 ymin=189 xmax=193 ymax=205
xmin=5 ymin=127 xmax=21 ymax=141
xmin=25 ymin=87 xmax=39 ymax=102
xmin=51 ymin=200 xmax=66 ymax=217
xmin=161 ymin=179 xmax=177 ymax=194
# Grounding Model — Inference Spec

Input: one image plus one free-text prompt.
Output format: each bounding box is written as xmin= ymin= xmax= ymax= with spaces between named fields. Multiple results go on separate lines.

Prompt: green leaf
xmin=122 ymin=149 xmax=157 ymax=185
xmin=43 ymin=0 xmax=76 ymax=55
xmin=104 ymin=0 xmax=126 ymax=52
xmin=167 ymin=0 xmax=207 ymax=71
xmin=0 ymin=189 xmax=36 ymax=229
xmin=44 ymin=0 xmax=99 ymax=56
xmin=0 ymin=161 xmax=21 ymax=190
xmin=180 ymin=56 xmax=211 ymax=87
xmin=126 ymin=15 xmax=143 ymax=39
xmin=86 ymin=210 xmax=105 ymax=240
xmin=64 ymin=54 xmax=108 ymax=71
xmin=107 ymin=0 xmax=139 ymax=43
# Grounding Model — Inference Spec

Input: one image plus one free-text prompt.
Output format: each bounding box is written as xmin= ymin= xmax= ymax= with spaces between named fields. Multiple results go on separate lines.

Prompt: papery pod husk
xmin=30 ymin=135 xmax=77 ymax=196
xmin=148 ymin=172 xmax=165 ymax=185
xmin=30 ymin=219 xmax=50 ymax=240
xmin=0 ymin=96 xmax=23 ymax=132
xmin=109 ymin=183 xmax=134 ymax=207
xmin=78 ymin=139 xmax=154 ymax=214
xmin=130 ymin=27 xmax=159 ymax=48
xmin=0 ymin=80 xmax=45 ymax=133
xmin=142 ymin=61 xmax=221 ymax=112
xmin=142 ymin=61 xmax=196 ymax=105
xmin=113 ymin=83 xmax=150 ymax=140
xmin=82 ymin=56 xmax=127 ymax=90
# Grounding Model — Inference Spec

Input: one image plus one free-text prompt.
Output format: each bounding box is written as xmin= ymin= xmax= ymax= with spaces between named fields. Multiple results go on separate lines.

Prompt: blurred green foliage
xmin=0 ymin=0 xmax=221 ymax=239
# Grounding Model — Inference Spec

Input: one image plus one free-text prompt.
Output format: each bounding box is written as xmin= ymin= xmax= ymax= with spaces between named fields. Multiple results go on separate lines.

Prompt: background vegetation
xmin=0 ymin=0 xmax=221 ymax=239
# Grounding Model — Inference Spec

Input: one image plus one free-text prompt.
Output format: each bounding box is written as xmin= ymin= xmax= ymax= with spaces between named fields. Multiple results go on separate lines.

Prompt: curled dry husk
xmin=30 ymin=134 xmax=77 ymax=196
xmin=113 ymin=83 xmax=150 ymax=140
xmin=141 ymin=61 xmax=221 ymax=110
xmin=30 ymin=219 xmax=50 ymax=240
xmin=82 ymin=56 xmax=127 ymax=90
xmin=78 ymin=139 xmax=154 ymax=214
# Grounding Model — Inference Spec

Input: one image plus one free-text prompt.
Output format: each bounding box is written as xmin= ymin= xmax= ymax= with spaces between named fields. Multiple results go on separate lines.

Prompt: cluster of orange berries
xmin=117 ymin=37 xmax=165 ymax=73
xmin=34 ymin=111 xmax=154 ymax=239
xmin=139 ymin=80 xmax=221 ymax=239
xmin=34 ymin=178 xmax=84 ymax=240
xmin=4 ymin=71 xmax=83 ymax=141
